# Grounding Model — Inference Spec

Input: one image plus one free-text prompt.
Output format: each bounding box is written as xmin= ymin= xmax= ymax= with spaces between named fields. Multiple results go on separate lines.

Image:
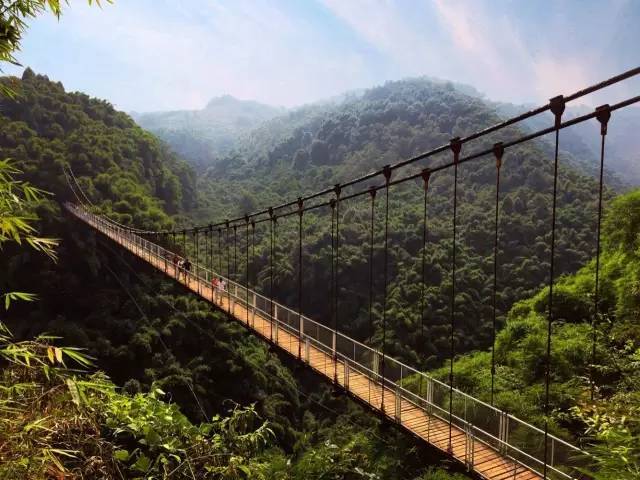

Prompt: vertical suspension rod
xmin=381 ymin=165 xmax=392 ymax=415
xmin=592 ymin=105 xmax=611 ymax=400
xmin=448 ymin=137 xmax=462 ymax=453
xmin=543 ymin=95 xmax=565 ymax=479
xmin=491 ymin=143 xmax=504 ymax=406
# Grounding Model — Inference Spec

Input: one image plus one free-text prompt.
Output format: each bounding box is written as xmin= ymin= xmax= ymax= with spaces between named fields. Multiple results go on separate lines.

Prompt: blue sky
xmin=4 ymin=0 xmax=638 ymax=112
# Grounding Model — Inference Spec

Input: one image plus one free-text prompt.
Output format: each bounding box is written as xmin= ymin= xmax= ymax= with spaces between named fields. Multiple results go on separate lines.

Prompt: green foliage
xmin=441 ymin=189 xmax=640 ymax=476
xmin=0 ymin=323 xmax=276 ymax=479
xmin=0 ymin=158 xmax=57 ymax=259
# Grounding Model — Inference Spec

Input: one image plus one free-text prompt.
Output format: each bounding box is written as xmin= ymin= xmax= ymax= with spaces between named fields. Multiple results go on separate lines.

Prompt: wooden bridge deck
xmin=94 ymin=223 xmax=542 ymax=480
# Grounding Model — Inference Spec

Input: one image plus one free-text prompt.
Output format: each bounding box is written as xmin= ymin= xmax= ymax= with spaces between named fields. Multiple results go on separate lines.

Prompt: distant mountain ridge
xmin=132 ymin=95 xmax=285 ymax=168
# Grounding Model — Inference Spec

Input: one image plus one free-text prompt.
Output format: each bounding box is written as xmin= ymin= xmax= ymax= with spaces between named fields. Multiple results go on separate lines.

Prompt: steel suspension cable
xmin=448 ymin=137 xmax=462 ymax=453
xmin=368 ymin=187 xmax=376 ymax=339
xmin=418 ymin=169 xmax=431 ymax=398
xmin=251 ymin=220 xmax=256 ymax=327
xmin=297 ymin=198 xmax=304 ymax=360
xmin=245 ymin=216 xmax=250 ymax=325
xmin=330 ymin=198 xmax=338 ymax=385
xmin=204 ymin=228 xmax=209 ymax=277
xmin=217 ymin=228 xmax=222 ymax=276
xmin=209 ymin=225 xmax=214 ymax=280
xmin=334 ymin=184 xmax=342 ymax=366
xmin=419 ymin=169 xmax=431 ymax=354
xmin=194 ymin=229 xmax=198 ymax=281
xmin=225 ymin=222 xmax=231 ymax=313
xmin=233 ymin=225 xmax=238 ymax=282
xmin=543 ymin=95 xmax=565 ymax=479
xmin=272 ymin=212 xmax=279 ymax=343
xmin=380 ymin=165 xmax=392 ymax=415
xmin=268 ymin=210 xmax=275 ymax=342
xmin=592 ymin=105 xmax=611 ymax=400
xmin=491 ymin=143 xmax=504 ymax=406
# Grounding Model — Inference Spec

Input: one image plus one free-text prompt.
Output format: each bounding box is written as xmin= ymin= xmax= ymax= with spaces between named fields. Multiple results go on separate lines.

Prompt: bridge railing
xmin=69 ymin=204 xmax=587 ymax=480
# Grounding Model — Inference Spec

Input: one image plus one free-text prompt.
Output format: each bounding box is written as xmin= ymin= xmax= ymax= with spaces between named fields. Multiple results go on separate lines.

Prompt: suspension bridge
xmin=65 ymin=67 xmax=640 ymax=479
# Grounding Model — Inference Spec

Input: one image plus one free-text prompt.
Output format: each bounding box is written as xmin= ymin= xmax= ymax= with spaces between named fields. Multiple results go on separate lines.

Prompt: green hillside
xmin=195 ymin=77 xmax=610 ymax=370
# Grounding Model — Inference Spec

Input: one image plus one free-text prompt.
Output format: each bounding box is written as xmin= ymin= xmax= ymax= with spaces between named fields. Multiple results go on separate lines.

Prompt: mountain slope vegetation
xmin=194 ymin=77 xmax=610 ymax=371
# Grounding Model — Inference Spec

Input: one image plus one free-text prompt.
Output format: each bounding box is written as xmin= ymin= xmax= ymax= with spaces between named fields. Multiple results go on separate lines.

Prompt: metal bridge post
xmin=274 ymin=305 xmax=279 ymax=344
xmin=344 ymin=361 xmax=350 ymax=391
xmin=305 ymin=338 xmax=310 ymax=364
xmin=251 ymin=293 xmax=256 ymax=326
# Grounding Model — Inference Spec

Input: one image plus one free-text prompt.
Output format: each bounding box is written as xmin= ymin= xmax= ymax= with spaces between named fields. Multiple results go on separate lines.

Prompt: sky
xmin=4 ymin=0 xmax=639 ymax=112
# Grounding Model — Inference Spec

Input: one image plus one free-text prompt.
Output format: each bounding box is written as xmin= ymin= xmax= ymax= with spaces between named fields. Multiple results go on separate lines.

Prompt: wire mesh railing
xmin=68 ymin=203 xmax=588 ymax=479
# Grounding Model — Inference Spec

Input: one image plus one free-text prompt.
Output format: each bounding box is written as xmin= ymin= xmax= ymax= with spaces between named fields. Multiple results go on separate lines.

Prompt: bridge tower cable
xmin=543 ymin=95 xmax=565 ymax=479
xmin=592 ymin=105 xmax=611 ymax=400
xmin=448 ymin=137 xmax=462 ymax=453
xmin=381 ymin=165 xmax=392 ymax=415
xmin=297 ymin=198 xmax=304 ymax=360
xmin=491 ymin=142 xmax=504 ymax=406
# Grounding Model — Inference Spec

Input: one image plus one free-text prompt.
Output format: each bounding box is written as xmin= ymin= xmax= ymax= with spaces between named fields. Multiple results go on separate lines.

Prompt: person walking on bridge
xmin=172 ymin=254 xmax=180 ymax=276
xmin=183 ymin=257 xmax=192 ymax=283
xmin=211 ymin=277 xmax=219 ymax=300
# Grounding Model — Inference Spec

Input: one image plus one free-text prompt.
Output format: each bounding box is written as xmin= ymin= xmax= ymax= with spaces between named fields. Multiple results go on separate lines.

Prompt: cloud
xmin=6 ymin=0 xmax=638 ymax=111
xmin=319 ymin=0 xmax=441 ymax=76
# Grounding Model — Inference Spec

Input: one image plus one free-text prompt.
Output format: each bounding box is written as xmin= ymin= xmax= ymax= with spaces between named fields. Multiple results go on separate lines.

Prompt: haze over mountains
xmin=132 ymin=95 xmax=285 ymax=168
xmin=135 ymin=79 xmax=640 ymax=187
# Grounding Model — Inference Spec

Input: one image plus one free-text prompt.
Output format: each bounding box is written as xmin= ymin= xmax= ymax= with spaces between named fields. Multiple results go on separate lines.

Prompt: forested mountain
xmin=132 ymin=95 xmax=285 ymax=169
xmin=195 ymin=77 xmax=610 ymax=370
xmin=0 ymin=70 xmax=469 ymax=479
